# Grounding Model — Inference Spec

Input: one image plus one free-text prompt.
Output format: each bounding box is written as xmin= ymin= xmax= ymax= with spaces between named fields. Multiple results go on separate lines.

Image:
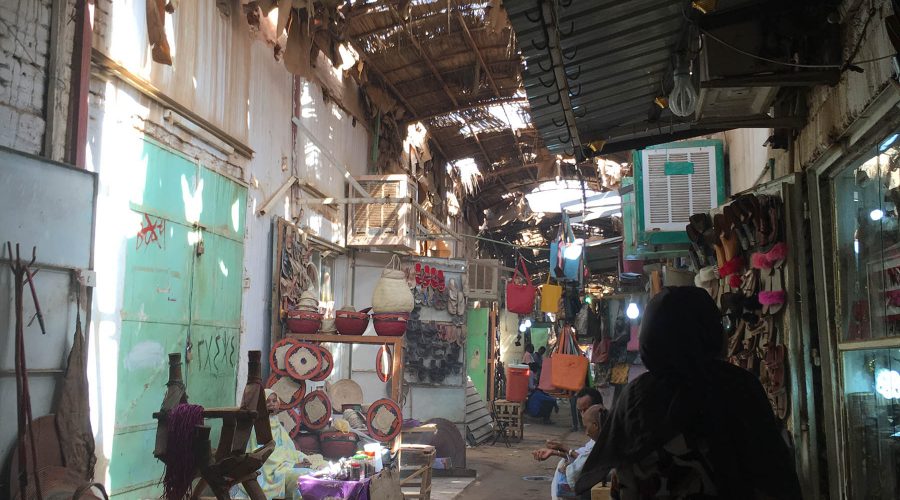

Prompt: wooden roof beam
xmin=386 ymin=4 xmax=494 ymax=171
xmin=417 ymin=96 xmax=528 ymax=122
xmin=453 ymin=5 xmax=536 ymax=182
xmin=344 ymin=38 xmax=452 ymax=162
xmin=483 ymin=163 xmax=541 ymax=180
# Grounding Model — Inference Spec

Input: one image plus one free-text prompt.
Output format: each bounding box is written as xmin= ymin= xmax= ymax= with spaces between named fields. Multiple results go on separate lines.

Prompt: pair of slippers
xmin=751 ymin=241 xmax=787 ymax=315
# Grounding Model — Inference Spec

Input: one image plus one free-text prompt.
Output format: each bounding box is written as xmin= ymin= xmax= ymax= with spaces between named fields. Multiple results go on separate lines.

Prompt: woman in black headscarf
xmin=575 ymin=287 xmax=801 ymax=499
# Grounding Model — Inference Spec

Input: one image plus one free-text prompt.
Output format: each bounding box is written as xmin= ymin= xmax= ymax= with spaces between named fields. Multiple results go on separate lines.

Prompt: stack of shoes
xmin=688 ymin=193 xmax=790 ymax=421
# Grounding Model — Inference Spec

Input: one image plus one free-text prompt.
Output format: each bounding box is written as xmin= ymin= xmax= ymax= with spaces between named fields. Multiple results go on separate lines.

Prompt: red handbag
xmin=506 ymin=257 xmax=536 ymax=314
xmin=591 ymin=337 xmax=610 ymax=363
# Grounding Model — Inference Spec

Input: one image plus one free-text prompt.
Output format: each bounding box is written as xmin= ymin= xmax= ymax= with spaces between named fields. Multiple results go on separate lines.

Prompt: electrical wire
xmin=700 ymin=28 xmax=842 ymax=69
xmin=700 ymin=23 xmax=896 ymax=70
xmin=420 ymin=231 xmax=551 ymax=251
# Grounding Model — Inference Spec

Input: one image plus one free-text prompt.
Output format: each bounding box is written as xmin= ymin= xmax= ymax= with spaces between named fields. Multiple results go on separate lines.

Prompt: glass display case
xmin=830 ymin=131 xmax=900 ymax=499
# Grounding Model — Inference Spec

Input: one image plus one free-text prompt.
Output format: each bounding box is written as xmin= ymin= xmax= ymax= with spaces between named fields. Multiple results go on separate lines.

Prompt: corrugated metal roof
xmin=506 ymin=0 xmax=694 ymax=155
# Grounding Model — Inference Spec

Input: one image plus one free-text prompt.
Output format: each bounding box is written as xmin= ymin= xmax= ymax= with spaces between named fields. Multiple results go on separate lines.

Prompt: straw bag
xmin=506 ymin=257 xmax=536 ymax=314
xmin=551 ymin=326 xmax=588 ymax=392
xmin=372 ymin=255 xmax=414 ymax=313
xmin=540 ymin=275 xmax=562 ymax=314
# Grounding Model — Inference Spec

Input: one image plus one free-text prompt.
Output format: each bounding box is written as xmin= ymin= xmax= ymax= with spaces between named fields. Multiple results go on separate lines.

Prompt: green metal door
xmin=466 ymin=308 xmax=489 ymax=401
xmin=110 ymin=141 xmax=246 ymax=498
xmin=529 ymin=327 xmax=549 ymax=352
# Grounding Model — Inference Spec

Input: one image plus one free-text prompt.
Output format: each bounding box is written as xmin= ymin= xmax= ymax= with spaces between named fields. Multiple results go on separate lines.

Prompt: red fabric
xmin=718 ymin=256 xmax=744 ymax=278
xmin=759 ymin=291 xmax=786 ymax=305
xmin=728 ymin=273 xmax=743 ymax=288
xmin=751 ymin=252 xmax=771 ymax=270
xmin=765 ymin=242 xmax=788 ymax=262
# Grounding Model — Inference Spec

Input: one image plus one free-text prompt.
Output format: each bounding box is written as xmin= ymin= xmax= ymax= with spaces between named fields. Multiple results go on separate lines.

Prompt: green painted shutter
xmin=111 ymin=141 xmax=246 ymax=498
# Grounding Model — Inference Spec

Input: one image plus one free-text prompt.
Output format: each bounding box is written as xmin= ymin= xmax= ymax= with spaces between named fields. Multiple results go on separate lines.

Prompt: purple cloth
xmin=298 ymin=476 xmax=370 ymax=500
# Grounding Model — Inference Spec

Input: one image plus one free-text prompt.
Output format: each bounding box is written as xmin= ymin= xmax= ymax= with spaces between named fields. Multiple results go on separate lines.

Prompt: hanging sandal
xmin=740 ymin=268 xmax=759 ymax=297
xmin=724 ymin=204 xmax=750 ymax=251
xmin=690 ymin=213 xmax=719 ymax=265
xmin=766 ymin=196 xmax=785 ymax=248
xmin=768 ymin=387 xmax=789 ymax=420
xmin=686 ymin=224 xmax=710 ymax=267
xmin=754 ymin=194 xmax=772 ymax=249
xmin=736 ymin=194 xmax=760 ymax=247
xmin=715 ymin=213 xmax=741 ymax=263
xmin=727 ymin=320 xmax=746 ymax=357
xmin=760 ymin=268 xmax=786 ymax=315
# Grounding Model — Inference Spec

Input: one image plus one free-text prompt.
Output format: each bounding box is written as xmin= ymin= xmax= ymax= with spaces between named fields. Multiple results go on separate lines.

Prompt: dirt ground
xmin=455 ymin=401 xmax=587 ymax=500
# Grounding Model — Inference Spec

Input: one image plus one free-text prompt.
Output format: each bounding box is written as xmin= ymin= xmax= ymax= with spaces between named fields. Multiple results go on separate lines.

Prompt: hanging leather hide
xmin=146 ymin=0 xmax=173 ymax=65
xmin=54 ymin=308 xmax=96 ymax=480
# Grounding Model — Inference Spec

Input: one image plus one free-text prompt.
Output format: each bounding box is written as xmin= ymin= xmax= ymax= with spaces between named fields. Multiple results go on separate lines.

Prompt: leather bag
xmin=506 ymin=257 xmax=536 ymax=314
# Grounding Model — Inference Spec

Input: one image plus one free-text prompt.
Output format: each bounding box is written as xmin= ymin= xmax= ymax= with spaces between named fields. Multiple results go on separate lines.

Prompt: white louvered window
xmin=466 ymin=259 xmax=500 ymax=299
xmin=641 ymin=146 xmax=718 ymax=232
xmin=347 ymin=174 xmax=416 ymax=252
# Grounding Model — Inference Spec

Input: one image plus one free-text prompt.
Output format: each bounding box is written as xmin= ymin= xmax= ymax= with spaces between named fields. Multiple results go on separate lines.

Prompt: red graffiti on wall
xmin=137 ymin=213 xmax=166 ymax=250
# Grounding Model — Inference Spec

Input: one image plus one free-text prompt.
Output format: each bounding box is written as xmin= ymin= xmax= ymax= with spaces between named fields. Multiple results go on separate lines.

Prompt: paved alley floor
xmin=433 ymin=407 xmax=586 ymax=500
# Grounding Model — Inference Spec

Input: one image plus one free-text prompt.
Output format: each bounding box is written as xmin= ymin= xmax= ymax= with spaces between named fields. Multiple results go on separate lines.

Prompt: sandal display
xmin=689 ymin=191 xmax=791 ymax=421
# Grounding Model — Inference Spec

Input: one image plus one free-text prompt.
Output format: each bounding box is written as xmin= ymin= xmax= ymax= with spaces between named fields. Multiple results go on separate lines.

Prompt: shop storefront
xmin=809 ymin=89 xmax=900 ymax=500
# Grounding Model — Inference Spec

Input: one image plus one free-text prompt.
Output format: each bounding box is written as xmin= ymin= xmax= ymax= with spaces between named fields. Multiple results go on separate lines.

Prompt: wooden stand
xmin=399 ymin=444 xmax=435 ymax=500
xmin=287 ymin=333 xmax=405 ymax=402
xmin=153 ymin=351 xmax=274 ymax=500
xmin=492 ymin=400 xmax=523 ymax=440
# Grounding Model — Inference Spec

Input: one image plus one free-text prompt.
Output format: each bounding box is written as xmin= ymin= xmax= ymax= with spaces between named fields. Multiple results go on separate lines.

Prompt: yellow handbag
xmin=540 ymin=275 xmax=562 ymax=313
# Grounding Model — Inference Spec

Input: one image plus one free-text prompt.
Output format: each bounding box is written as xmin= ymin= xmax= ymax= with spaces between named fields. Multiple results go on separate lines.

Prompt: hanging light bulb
xmin=524 ymin=318 xmax=533 ymax=328
xmin=519 ymin=323 xmax=527 ymax=333
xmin=626 ymin=302 xmax=640 ymax=320
xmin=669 ymin=55 xmax=697 ymax=117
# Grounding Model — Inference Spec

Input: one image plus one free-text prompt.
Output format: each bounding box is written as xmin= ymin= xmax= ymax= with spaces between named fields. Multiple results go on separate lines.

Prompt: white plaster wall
xmin=724 ymin=128 xmax=770 ymax=193
xmin=236 ymin=38 xmax=294 ymax=396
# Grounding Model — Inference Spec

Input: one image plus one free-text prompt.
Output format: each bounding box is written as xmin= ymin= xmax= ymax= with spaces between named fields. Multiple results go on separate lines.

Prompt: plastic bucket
xmin=506 ymin=364 xmax=531 ymax=402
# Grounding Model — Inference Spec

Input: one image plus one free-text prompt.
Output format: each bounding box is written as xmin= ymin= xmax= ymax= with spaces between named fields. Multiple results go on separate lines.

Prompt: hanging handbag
xmin=626 ymin=323 xmax=641 ymax=352
xmin=538 ymin=355 xmax=555 ymax=392
xmin=591 ymin=337 xmax=610 ymax=363
xmin=610 ymin=363 xmax=630 ymax=385
xmin=506 ymin=257 xmax=536 ymax=314
xmin=549 ymin=212 xmax=582 ymax=282
xmin=551 ymin=326 xmax=588 ymax=392
xmin=540 ymin=275 xmax=562 ymax=314
xmin=372 ymin=254 xmax=414 ymax=313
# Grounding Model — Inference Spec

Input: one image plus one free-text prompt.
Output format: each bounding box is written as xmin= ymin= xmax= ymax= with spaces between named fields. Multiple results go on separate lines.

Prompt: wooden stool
xmin=492 ymin=400 xmax=524 ymax=440
xmin=153 ymin=351 xmax=274 ymax=500
xmin=591 ymin=483 xmax=612 ymax=500
xmin=399 ymin=444 xmax=435 ymax=500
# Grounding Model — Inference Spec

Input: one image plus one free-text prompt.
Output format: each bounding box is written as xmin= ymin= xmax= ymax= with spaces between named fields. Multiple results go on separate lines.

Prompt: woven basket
xmin=372 ymin=255 xmax=414 ymax=313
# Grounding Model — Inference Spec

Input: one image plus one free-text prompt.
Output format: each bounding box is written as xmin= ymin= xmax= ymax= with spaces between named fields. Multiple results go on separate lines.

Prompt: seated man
xmin=533 ymin=387 xmax=604 ymax=461
xmin=533 ymin=404 xmax=606 ymax=499
xmin=525 ymin=388 xmax=559 ymax=424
